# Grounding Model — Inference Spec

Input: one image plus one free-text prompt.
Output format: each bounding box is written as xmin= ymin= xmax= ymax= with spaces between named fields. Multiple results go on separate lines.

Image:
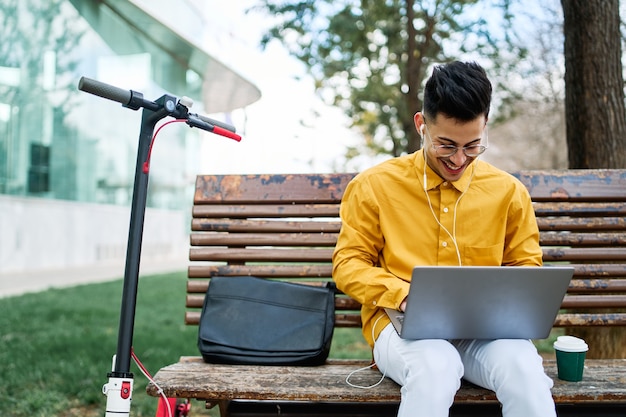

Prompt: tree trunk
xmin=561 ymin=0 xmax=626 ymax=169
xmin=561 ymin=0 xmax=626 ymax=359
xmin=405 ymin=0 xmax=421 ymax=153
xmin=567 ymin=326 xmax=626 ymax=359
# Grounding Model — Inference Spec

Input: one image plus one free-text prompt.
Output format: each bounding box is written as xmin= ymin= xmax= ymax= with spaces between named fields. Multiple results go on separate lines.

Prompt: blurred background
xmin=0 ymin=0 xmax=622 ymax=290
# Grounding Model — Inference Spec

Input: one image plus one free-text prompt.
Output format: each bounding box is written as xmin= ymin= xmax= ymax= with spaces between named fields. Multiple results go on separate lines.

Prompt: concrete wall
xmin=0 ymin=195 xmax=188 ymax=275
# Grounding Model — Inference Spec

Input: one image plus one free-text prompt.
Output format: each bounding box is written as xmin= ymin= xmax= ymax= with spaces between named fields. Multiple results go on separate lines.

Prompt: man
xmin=332 ymin=61 xmax=555 ymax=417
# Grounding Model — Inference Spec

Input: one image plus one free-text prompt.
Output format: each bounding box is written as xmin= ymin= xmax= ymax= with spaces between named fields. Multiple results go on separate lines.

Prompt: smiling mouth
xmin=442 ymin=159 xmax=465 ymax=174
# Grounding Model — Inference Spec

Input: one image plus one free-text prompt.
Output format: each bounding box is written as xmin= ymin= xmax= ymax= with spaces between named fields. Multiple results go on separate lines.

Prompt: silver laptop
xmin=385 ymin=266 xmax=573 ymax=340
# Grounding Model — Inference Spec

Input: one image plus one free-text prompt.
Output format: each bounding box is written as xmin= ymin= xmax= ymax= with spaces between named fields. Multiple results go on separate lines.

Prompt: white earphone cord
xmin=345 ymin=314 xmax=388 ymax=389
xmin=345 ymin=152 xmax=476 ymax=389
xmin=423 ymin=155 xmax=475 ymax=267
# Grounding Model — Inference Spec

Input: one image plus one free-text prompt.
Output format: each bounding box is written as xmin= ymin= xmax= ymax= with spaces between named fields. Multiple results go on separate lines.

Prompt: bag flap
xmin=199 ymin=277 xmax=334 ymax=353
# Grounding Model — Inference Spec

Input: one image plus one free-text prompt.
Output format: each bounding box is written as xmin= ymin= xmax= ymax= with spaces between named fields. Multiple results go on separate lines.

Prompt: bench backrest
xmin=186 ymin=170 xmax=626 ymax=329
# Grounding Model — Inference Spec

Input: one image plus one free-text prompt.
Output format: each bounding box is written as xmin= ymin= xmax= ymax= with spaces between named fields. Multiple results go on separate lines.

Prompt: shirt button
xmin=372 ymin=300 xmax=377 ymax=306
xmin=442 ymin=241 xmax=448 ymax=247
xmin=443 ymin=181 xmax=449 ymax=186
xmin=443 ymin=207 xmax=449 ymax=213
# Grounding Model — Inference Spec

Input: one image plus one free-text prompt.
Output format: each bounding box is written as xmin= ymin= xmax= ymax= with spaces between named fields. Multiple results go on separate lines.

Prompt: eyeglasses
xmin=422 ymin=122 xmax=488 ymax=158
xmin=431 ymin=143 xmax=487 ymax=158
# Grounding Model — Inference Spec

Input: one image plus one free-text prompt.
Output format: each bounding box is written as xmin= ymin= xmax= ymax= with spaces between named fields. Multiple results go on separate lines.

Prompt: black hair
xmin=422 ymin=61 xmax=492 ymax=122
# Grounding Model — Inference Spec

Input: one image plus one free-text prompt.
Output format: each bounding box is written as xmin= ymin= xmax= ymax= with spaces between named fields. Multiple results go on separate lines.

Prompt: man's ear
xmin=414 ymin=112 xmax=425 ymax=137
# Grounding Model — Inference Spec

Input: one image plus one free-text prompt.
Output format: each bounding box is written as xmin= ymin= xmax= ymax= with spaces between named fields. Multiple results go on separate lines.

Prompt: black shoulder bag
xmin=197 ymin=276 xmax=335 ymax=366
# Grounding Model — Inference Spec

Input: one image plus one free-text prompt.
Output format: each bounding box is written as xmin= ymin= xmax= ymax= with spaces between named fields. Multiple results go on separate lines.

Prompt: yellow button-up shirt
xmin=332 ymin=150 xmax=542 ymax=347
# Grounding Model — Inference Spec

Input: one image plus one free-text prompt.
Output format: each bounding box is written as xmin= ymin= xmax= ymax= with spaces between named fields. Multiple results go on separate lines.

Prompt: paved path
xmin=0 ymin=257 xmax=187 ymax=298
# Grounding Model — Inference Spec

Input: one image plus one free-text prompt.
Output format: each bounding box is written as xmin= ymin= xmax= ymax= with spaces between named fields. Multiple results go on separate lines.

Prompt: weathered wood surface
xmin=184 ymin=170 xmax=626 ymax=328
xmin=147 ymin=357 xmax=626 ymax=404
xmin=191 ymin=171 xmax=626 ymax=203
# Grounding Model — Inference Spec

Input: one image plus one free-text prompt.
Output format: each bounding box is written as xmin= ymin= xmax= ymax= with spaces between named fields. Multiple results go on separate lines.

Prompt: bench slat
xmin=192 ymin=219 xmax=342 ymax=233
xmin=191 ymin=217 xmax=626 ymax=232
xmin=187 ymin=265 xmax=625 ymax=283
xmin=190 ymin=248 xmax=334 ymax=262
xmin=191 ymin=202 xmax=626 ymax=219
xmin=193 ymin=204 xmax=341 ymax=218
xmin=188 ymin=265 xmax=333 ymax=280
xmin=542 ymin=247 xmax=626 ymax=261
xmin=561 ymin=295 xmax=626 ymax=308
xmin=194 ymin=174 xmax=356 ymax=204
xmin=192 ymin=218 xmax=625 ymax=233
xmin=190 ymin=231 xmax=625 ymax=247
xmin=186 ymin=275 xmax=626 ymax=297
xmin=568 ymin=265 xmax=626 ymax=278
xmin=193 ymin=171 xmax=626 ymax=203
xmin=190 ymin=233 xmax=338 ymax=247
xmin=540 ymin=232 xmax=626 ymax=246
xmin=185 ymin=311 xmax=626 ymax=328
xmin=567 ymin=278 xmax=626 ymax=291
xmin=189 ymin=246 xmax=625 ymax=263
xmin=513 ymin=170 xmax=626 ymax=201
xmin=536 ymin=217 xmax=625 ymax=231
xmin=533 ymin=202 xmax=626 ymax=216
xmin=555 ymin=313 xmax=626 ymax=327
xmin=186 ymin=264 xmax=625 ymax=280
xmin=185 ymin=293 xmax=626 ymax=310
xmin=147 ymin=357 xmax=626 ymax=404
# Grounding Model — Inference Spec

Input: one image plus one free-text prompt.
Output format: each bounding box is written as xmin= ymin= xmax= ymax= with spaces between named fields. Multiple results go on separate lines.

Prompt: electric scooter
xmin=78 ymin=76 xmax=241 ymax=417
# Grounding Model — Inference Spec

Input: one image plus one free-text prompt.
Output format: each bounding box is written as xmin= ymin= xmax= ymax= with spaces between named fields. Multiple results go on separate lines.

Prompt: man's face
xmin=415 ymin=113 xmax=487 ymax=183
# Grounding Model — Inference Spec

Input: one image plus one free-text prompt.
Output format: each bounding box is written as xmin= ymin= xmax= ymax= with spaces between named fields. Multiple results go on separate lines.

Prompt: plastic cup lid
xmin=553 ymin=335 xmax=589 ymax=352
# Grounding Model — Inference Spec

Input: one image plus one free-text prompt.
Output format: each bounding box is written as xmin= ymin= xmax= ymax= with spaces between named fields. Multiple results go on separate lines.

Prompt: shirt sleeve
xmin=332 ymin=177 xmax=410 ymax=311
xmin=502 ymin=180 xmax=543 ymax=267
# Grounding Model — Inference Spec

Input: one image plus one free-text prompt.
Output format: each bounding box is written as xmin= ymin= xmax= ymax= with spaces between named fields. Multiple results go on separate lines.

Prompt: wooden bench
xmin=148 ymin=170 xmax=626 ymax=416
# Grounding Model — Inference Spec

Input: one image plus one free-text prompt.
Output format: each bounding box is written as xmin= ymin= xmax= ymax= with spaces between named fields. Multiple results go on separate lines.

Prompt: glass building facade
xmin=0 ymin=0 xmax=259 ymax=209
xmin=0 ymin=0 xmax=260 ymax=276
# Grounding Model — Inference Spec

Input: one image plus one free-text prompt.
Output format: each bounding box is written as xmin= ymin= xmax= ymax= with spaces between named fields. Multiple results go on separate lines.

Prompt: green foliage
xmin=254 ymin=0 xmax=529 ymax=159
xmin=0 ymin=0 xmax=84 ymax=110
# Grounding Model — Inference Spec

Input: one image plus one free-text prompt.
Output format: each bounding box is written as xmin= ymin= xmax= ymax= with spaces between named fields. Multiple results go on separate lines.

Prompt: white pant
xmin=373 ymin=324 xmax=556 ymax=417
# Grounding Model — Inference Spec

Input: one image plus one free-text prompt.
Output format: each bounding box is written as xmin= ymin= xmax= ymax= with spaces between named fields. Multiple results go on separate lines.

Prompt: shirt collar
xmin=415 ymin=149 xmax=476 ymax=192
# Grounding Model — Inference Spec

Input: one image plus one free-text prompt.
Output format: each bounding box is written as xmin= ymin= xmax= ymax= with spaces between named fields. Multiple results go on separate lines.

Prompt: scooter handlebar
xmin=78 ymin=76 xmax=132 ymax=106
xmin=196 ymin=114 xmax=236 ymax=133
xmin=78 ymin=76 xmax=239 ymax=137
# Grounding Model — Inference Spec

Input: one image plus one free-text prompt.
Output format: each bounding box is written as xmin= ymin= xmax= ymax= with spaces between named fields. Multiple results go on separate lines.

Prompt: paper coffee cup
xmin=553 ymin=336 xmax=588 ymax=382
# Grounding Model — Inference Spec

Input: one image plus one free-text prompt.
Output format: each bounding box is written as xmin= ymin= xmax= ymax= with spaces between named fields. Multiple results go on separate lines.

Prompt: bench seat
xmin=149 ymin=357 xmax=626 ymax=403
xmin=148 ymin=357 xmax=626 ymax=416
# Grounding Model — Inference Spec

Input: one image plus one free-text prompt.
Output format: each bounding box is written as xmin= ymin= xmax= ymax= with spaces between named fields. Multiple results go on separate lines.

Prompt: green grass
xmin=0 ymin=272 xmax=372 ymax=417
xmin=0 ymin=271 xmax=558 ymax=416
xmin=0 ymin=272 xmax=205 ymax=416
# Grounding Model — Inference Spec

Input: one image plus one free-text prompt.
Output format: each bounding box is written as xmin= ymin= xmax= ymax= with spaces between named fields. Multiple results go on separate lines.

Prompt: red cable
xmin=130 ymin=347 xmax=153 ymax=378
xmin=142 ymin=119 xmax=186 ymax=174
